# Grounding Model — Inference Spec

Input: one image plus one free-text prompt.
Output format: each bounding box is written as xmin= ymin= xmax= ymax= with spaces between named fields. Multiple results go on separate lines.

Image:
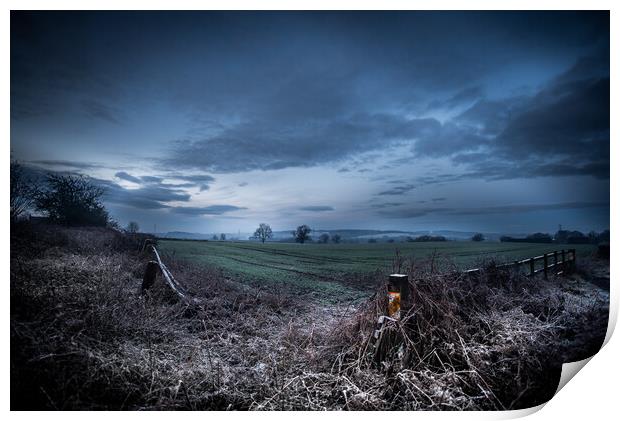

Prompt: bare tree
xmin=126 ymin=221 xmax=140 ymax=233
xmin=293 ymin=225 xmax=312 ymax=244
xmin=254 ymin=223 xmax=273 ymax=243
xmin=10 ymin=160 xmax=36 ymax=220
xmin=471 ymin=233 xmax=485 ymax=242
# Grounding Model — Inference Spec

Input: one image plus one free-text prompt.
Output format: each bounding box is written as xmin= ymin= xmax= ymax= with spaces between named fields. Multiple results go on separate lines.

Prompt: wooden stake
xmin=387 ymin=274 xmax=410 ymax=319
xmin=141 ymin=260 xmax=159 ymax=293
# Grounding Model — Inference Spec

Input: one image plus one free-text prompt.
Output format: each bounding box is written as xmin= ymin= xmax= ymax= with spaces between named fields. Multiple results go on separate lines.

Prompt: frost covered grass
xmin=11 ymin=223 xmax=608 ymax=410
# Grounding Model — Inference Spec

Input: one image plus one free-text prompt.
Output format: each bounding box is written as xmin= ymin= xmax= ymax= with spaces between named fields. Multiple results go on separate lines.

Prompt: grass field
xmin=159 ymin=239 xmax=596 ymax=301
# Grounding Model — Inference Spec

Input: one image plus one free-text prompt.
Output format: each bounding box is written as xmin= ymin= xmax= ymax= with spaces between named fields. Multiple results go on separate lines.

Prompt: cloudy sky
xmin=11 ymin=11 xmax=609 ymax=234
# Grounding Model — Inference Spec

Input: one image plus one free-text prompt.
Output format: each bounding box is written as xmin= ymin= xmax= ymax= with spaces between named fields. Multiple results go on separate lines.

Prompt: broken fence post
xmin=387 ymin=274 xmax=410 ymax=320
xmin=141 ymin=260 xmax=159 ymax=293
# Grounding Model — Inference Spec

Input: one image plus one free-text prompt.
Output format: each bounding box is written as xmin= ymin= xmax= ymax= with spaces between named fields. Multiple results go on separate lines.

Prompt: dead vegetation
xmin=11 ymin=223 xmax=608 ymax=410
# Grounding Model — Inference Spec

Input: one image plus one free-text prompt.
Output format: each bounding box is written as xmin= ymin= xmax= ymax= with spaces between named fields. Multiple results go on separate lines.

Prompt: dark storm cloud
xmin=12 ymin=12 xmax=609 ymax=181
xmin=170 ymin=205 xmax=247 ymax=216
xmin=299 ymin=206 xmax=335 ymax=212
xmin=164 ymin=114 xmax=439 ymax=173
xmin=370 ymin=202 xmax=403 ymax=209
xmin=166 ymin=174 xmax=216 ymax=191
xmin=140 ymin=176 xmax=163 ymax=183
xmin=378 ymin=201 xmax=609 ymax=219
xmin=414 ymin=59 xmax=610 ymax=181
xmin=100 ymin=181 xmax=191 ymax=209
xmin=114 ymin=171 xmax=215 ymax=191
xmin=115 ymin=171 xmax=141 ymax=184
xmin=28 ymin=160 xmax=107 ymax=170
xmin=377 ymin=184 xmax=416 ymax=196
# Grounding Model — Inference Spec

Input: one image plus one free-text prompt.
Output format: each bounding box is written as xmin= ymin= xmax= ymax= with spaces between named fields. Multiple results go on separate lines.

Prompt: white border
xmin=3 ymin=2 xmax=617 ymax=420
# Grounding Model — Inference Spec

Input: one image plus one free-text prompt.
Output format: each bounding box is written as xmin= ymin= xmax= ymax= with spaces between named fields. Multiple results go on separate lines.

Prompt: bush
xmin=35 ymin=174 xmax=109 ymax=227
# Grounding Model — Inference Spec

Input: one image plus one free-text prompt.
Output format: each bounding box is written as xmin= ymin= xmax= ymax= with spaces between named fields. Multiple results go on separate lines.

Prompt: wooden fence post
xmin=554 ymin=251 xmax=558 ymax=269
xmin=561 ymin=250 xmax=566 ymax=269
xmin=141 ymin=260 xmax=159 ymax=293
xmin=529 ymin=258 xmax=535 ymax=276
xmin=570 ymin=249 xmax=577 ymax=270
xmin=387 ymin=274 xmax=410 ymax=320
xmin=543 ymin=253 xmax=548 ymax=279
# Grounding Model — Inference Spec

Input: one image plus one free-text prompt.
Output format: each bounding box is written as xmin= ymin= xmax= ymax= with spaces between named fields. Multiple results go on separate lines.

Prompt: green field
xmin=159 ymin=240 xmax=595 ymax=301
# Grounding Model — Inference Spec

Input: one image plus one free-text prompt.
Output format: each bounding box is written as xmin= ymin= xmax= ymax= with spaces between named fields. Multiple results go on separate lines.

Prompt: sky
xmin=10 ymin=11 xmax=610 ymax=235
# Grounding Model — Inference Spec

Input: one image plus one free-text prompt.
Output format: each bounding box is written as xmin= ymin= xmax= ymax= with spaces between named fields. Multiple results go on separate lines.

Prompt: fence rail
xmin=464 ymin=248 xmax=577 ymax=279
xmin=141 ymin=239 xmax=200 ymax=305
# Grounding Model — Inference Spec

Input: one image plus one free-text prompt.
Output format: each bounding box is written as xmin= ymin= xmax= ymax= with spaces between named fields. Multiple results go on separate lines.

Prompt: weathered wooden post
xmin=561 ymin=249 xmax=566 ymax=269
xmin=142 ymin=238 xmax=155 ymax=253
xmin=543 ymin=253 xmax=548 ymax=279
xmin=387 ymin=274 xmax=410 ymax=320
xmin=570 ymin=248 xmax=577 ymax=270
xmin=554 ymin=251 xmax=558 ymax=269
xmin=141 ymin=260 xmax=159 ymax=293
xmin=529 ymin=258 xmax=535 ymax=276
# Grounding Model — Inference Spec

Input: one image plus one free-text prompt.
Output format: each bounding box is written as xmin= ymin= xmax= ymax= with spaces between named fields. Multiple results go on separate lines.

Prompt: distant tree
xmin=35 ymin=174 xmax=109 ymax=227
xmin=293 ymin=225 xmax=312 ymax=244
xmin=212 ymin=234 xmax=218 ymax=240
xmin=471 ymin=233 xmax=485 ymax=242
xmin=405 ymin=236 xmax=414 ymax=242
xmin=126 ymin=221 xmax=140 ymax=233
xmin=368 ymin=238 xmax=377 ymax=243
xmin=220 ymin=233 xmax=226 ymax=241
xmin=387 ymin=238 xmax=395 ymax=243
xmin=10 ymin=159 xmax=37 ymax=220
xmin=331 ymin=234 xmax=341 ymax=244
xmin=254 ymin=223 xmax=273 ymax=243
xmin=318 ymin=233 xmax=330 ymax=244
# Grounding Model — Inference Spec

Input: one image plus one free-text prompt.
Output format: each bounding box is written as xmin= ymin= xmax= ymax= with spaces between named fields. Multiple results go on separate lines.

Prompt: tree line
xmin=500 ymin=229 xmax=609 ymax=244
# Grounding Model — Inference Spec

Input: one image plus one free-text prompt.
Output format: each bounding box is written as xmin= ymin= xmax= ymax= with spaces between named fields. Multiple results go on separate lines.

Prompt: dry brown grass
xmin=10 ymin=223 xmax=609 ymax=410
